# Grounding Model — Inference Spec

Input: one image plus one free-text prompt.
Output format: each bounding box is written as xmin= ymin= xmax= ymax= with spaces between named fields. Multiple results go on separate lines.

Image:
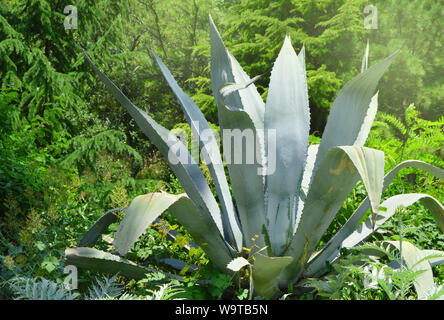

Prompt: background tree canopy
xmin=1 ymin=0 xmax=442 ymax=219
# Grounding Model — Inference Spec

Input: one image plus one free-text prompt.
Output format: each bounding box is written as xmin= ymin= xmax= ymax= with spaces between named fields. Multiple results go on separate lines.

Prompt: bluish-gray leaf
xmin=218 ymin=105 xmax=267 ymax=249
xmin=167 ymin=193 xmax=236 ymax=271
xmin=65 ymin=247 xmax=162 ymax=280
xmin=354 ymin=92 xmax=378 ymax=146
xmin=305 ymin=160 xmax=444 ymax=277
xmin=264 ymin=36 xmax=310 ymax=256
xmin=342 ymin=193 xmax=444 ymax=249
xmin=282 ymin=146 xmax=384 ymax=284
xmin=296 ymin=145 xmax=319 ymax=226
xmin=209 ymin=14 xmax=265 ymax=131
xmin=209 ymin=13 xmax=266 ymax=179
xmin=152 ymin=52 xmax=242 ymax=250
xmin=114 ymin=193 xmax=180 ymax=255
xmin=313 ymin=51 xmax=399 ymax=177
xmin=79 ymin=207 xmax=125 ymax=247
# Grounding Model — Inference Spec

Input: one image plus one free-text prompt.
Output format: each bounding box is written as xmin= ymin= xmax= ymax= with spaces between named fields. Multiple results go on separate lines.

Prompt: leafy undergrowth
xmin=1 ymin=111 xmax=443 ymax=300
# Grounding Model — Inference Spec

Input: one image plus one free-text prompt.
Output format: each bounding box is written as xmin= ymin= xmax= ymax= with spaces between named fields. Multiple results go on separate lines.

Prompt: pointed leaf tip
xmin=227 ymin=257 xmax=250 ymax=272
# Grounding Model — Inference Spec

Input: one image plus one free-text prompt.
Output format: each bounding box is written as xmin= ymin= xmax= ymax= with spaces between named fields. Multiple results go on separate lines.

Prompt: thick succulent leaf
xmin=297 ymin=44 xmax=309 ymax=128
xmin=282 ymin=146 xmax=384 ymax=283
xmin=301 ymin=145 xmax=319 ymax=192
xmin=296 ymin=145 xmax=320 ymax=224
xmin=354 ymin=92 xmax=378 ymax=146
xmin=79 ymin=207 xmax=125 ymax=247
xmin=313 ymin=51 xmax=399 ymax=177
xmin=421 ymin=250 xmax=444 ymax=267
xmin=113 ymin=192 xmax=234 ymax=271
xmin=166 ymin=192 xmax=236 ymax=271
xmin=152 ymin=52 xmax=242 ymax=250
xmin=114 ymin=193 xmax=181 ymax=255
xmin=264 ymin=36 xmax=310 ymax=256
xmin=218 ymin=105 xmax=266 ymax=249
xmin=306 ymin=160 xmax=444 ymax=276
xmin=209 ymin=15 xmax=267 ymax=249
xmin=82 ymin=49 xmax=225 ymax=241
xmin=383 ymin=241 xmax=437 ymax=300
xmin=65 ymin=247 xmax=161 ymax=280
xmin=252 ymin=253 xmax=293 ymax=298
xmin=209 ymin=14 xmax=264 ymax=131
xmin=227 ymin=257 xmax=250 ymax=272
xmin=209 ymin=14 xmax=265 ymax=181
xmin=298 ymin=45 xmax=307 ymax=78
xmin=158 ymin=258 xmax=197 ymax=273
xmin=342 ymin=193 xmax=444 ymax=249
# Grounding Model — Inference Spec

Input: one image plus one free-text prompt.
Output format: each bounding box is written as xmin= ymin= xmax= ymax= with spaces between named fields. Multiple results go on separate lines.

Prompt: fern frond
xmin=146 ymin=283 xmax=186 ymax=300
xmin=61 ymin=130 xmax=142 ymax=170
xmin=377 ymin=112 xmax=407 ymax=136
xmin=9 ymin=277 xmax=79 ymax=300
xmin=86 ymin=274 xmax=124 ymax=300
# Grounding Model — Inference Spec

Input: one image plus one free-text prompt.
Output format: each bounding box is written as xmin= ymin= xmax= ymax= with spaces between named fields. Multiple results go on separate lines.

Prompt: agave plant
xmin=65 ymin=16 xmax=444 ymax=298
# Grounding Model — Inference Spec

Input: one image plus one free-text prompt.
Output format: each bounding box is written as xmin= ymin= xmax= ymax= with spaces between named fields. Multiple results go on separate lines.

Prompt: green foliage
xmin=369 ymin=104 xmax=444 ymax=168
xmin=8 ymin=277 xmax=80 ymax=300
xmin=303 ymin=242 xmax=442 ymax=300
xmin=6 ymin=273 xmax=186 ymax=300
xmin=62 ymin=130 xmax=142 ymax=172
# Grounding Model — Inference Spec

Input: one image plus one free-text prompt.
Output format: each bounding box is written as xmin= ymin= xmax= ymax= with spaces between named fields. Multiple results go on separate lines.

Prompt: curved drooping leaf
xmin=79 ymin=207 xmax=125 ymax=247
xmin=218 ymin=105 xmax=266 ymax=248
xmin=421 ymin=250 xmax=444 ymax=267
xmin=252 ymin=253 xmax=293 ymax=299
xmin=351 ymin=241 xmax=444 ymax=299
xmin=112 ymin=192 xmax=234 ymax=271
xmin=282 ymin=146 xmax=385 ymax=283
xmin=82 ymin=49 xmax=225 ymax=242
xmin=342 ymin=193 xmax=444 ymax=249
xmin=227 ymin=257 xmax=250 ymax=272
xmin=65 ymin=247 xmax=167 ymax=280
xmin=264 ymin=36 xmax=310 ymax=256
xmin=158 ymin=258 xmax=197 ymax=273
xmin=152 ymin=52 xmax=242 ymax=250
xmin=114 ymin=193 xmax=180 ymax=255
xmin=166 ymin=193 xmax=236 ymax=271
xmin=382 ymin=241 xmax=438 ymax=300
xmin=313 ymin=50 xmax=399 ymax=177
xmin=306 ymin=160 xmax=444 ymax=276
